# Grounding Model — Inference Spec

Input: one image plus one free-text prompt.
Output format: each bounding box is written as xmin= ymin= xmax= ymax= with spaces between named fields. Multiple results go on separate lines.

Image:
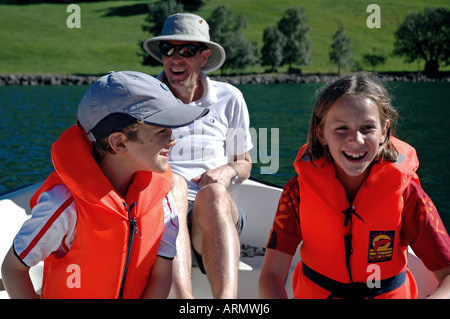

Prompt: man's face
xmin=161 ymin=41 xmax=210 ymax=94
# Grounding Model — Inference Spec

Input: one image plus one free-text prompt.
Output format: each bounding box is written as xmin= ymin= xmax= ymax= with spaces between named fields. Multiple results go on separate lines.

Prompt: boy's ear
xmin=108 ymin=132 xmax=127 ymax=153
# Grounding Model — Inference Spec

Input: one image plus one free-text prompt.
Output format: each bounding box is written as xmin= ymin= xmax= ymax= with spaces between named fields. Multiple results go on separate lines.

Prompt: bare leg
xmin=191 ymin=183 xmax=240 ymax=299
xmin=169 ymin=173 xmax=194 ymax=299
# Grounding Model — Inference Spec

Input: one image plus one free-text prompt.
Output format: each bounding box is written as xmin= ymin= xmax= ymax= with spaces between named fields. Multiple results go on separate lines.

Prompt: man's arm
xmin=191 ymin=151 xmax=252 ymax=188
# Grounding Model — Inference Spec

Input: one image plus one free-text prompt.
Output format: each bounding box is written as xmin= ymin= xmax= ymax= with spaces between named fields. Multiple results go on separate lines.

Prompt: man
xmin=144 ymin=13 xmax=253 ymax=298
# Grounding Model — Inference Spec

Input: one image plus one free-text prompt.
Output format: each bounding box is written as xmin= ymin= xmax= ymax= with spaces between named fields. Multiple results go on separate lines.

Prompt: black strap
xmin=342 ymin=206 xmax=366 ymax=227
xmin=302 ymin=262 xmax=407 ymax=299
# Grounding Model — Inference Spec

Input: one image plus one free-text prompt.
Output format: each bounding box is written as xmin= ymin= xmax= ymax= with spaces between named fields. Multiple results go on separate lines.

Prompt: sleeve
xmin=265 ymin=176 xmax=302 ymax=255
xmin=401 ymin=180 xmax=450 ymax=271
xmin=225 ymin=86 xmax=254 ymax=159
xmin=13 ymin=184 xmax=77 ymax=267
xmin=156 ymin=191 xmax=179 ymax=260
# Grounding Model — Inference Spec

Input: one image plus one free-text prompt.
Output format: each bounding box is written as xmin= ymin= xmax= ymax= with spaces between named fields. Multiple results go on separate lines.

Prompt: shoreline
xmin=0 ymin=72 xmax=449 ymax=86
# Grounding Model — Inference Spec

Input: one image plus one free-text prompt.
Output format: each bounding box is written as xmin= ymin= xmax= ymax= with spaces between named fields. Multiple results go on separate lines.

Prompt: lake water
xmin=0 ymin=82 xmax=449 ymax=231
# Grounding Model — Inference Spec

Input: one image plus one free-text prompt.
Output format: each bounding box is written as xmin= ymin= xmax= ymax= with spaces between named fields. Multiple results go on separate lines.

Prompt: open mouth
xmin=343 ymin=151 xmax=367 ymax=162
xmin=159 ymin=151 xmax=170 ymax=159
xmin=170 ymin=67 xmax=186 ymax=75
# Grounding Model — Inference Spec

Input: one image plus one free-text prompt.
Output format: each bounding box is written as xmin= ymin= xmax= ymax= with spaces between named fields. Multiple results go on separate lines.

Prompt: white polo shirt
xmin=160 ymin=72 xmax=254 ymax=200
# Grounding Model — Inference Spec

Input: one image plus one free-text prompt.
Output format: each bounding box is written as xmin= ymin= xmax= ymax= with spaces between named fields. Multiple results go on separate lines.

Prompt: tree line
xmin=142 ymin=1 xmax=449 ymax=75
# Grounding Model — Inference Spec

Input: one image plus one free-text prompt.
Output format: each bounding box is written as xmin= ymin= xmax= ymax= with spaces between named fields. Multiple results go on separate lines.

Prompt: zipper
xmin=118 ymin=202 xmax=141 ymax=299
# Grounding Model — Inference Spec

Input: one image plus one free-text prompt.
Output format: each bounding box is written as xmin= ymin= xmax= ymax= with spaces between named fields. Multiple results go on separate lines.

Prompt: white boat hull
xmin=0 ymin=179 xmax=438 ymax=299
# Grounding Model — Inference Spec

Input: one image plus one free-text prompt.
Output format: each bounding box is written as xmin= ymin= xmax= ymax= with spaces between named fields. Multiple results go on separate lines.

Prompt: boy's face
xmin=125 ymin=124 xmax=176 ymax=174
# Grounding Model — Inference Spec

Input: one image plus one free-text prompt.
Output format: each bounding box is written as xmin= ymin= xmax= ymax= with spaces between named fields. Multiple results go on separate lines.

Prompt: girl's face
xmin=319 ymin=96 xmax=388 ymax=187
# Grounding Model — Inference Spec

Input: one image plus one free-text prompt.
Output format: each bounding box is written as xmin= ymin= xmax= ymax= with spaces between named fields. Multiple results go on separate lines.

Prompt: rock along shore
xmin=0 ymin=72 xmax=449 ymax=86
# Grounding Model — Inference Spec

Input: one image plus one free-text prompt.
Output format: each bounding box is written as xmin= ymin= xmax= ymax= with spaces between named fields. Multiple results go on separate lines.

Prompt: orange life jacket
xmin=293 ymin=137 xmax=419 ymax=299
xmin=30 ymin=125 xmax=172 ymax=299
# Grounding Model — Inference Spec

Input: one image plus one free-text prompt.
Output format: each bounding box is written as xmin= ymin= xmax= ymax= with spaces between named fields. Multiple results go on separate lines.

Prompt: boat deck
xmin=0 ymin=179 xmax=438 ymax=299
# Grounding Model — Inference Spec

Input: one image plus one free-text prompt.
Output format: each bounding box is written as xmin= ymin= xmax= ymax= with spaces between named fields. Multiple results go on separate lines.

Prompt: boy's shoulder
xmin=14 ymin=184 xmax=77 ymax=267
xmin=35 ymin=184 xmax=73 ymax=207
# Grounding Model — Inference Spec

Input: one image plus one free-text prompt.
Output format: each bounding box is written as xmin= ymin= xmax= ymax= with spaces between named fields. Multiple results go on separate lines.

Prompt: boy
xmin=1 ymin=71 xmax=208 ymax=298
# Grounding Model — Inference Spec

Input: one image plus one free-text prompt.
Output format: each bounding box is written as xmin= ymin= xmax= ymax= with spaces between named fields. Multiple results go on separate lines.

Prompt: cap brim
xmin=143 ymin=36 xmax=226 ymax=73
xmin=143 ymin=103 xmax=209 ymax=128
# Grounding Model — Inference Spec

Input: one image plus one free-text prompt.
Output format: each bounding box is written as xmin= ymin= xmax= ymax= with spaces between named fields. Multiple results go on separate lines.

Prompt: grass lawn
xmin=0 ymin=0 xmax=449 ymax=76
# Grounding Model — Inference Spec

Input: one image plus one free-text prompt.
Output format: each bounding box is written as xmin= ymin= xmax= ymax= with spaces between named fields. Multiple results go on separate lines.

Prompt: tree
xmin=362 ymin=53 xmax=386 ymax=70
xmin=178 ymin=0 xmax=205 ymax=12
xmin=208 ymin=5 xmax=258 ymax=74
xmin=260 ymin=26 xmax=286 ymax=72
xmin=141 ymin=0 xmax=183 ymax=66
xmin=329 ymin=23 xmax=353 ymax=75
xmin=393 ymin=7 xmax=450 ymax=74
xmin=141 ymin=0 xmax=204 ymax=37
xmin=224 ymin=33 xmax=259 ymax=73
xmin=277 ymin=7 xmax=312 ymax=72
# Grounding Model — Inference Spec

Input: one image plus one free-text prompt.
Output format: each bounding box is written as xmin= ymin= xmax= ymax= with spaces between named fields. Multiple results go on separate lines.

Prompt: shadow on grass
xmin=98 ymin=3 xmax=149 ymax=17
xmin=2 ymin=1 xmax=149 ymax=18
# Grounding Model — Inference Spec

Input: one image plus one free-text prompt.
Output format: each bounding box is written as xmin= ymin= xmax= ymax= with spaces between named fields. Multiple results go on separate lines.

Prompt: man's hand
xmin=191 ymin=165 xmax=235 ymax=189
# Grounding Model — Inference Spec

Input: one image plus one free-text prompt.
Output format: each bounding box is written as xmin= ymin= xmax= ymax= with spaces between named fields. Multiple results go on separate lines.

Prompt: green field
xmin=0 ymin=0 xmax=449 ymax=75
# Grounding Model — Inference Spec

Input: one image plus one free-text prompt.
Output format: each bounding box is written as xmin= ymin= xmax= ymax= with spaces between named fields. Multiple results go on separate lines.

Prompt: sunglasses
xmin=159 ymin=43 xmax=208 ymax=58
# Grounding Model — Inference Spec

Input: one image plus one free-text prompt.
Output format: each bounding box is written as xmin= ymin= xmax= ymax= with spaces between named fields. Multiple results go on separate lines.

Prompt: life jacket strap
xmin=342 ymin=206 xmax=366 ymax=227
xmin=302 ymin=262 xmax=407 ymax=299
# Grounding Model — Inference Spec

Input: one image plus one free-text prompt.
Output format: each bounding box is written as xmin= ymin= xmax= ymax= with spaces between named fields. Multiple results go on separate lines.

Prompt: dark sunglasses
xmin=159 ymin=43 xmax=208 ymax=58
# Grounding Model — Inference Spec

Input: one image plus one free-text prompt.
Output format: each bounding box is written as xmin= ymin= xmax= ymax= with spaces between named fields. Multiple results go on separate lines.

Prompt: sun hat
xmin=143 ymin=13 xmax=226 ymax=73
xmin=77 ymin=71 xmax=208 ymax=142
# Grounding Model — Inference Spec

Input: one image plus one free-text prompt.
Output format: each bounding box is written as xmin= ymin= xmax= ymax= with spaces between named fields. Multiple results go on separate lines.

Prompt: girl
xmin=259 ymin=72 xmax=450 ymax=299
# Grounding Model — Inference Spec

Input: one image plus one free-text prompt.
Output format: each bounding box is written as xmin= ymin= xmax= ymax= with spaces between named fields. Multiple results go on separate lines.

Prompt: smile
xmin=170 ymin=67 xmax=186 ymax=75
xmin=343 ymin=151 xmax=367 ymax=161
xmin=159 ymin=151 xmax=170 ymax=159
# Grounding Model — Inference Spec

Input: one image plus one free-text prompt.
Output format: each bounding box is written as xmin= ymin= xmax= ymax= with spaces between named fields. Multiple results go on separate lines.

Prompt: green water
xmin=0 ymin=82 xmax=449 ymax=230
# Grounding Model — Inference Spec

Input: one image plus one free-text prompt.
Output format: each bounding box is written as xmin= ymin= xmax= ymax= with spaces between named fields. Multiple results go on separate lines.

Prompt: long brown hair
xmin=301 ymin=72 xmax=399 ymax=166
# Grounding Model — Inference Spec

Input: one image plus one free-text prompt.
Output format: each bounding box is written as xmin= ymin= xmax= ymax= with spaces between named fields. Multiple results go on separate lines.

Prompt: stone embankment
xmin=213 ymin=72 xmax=450 ymax=84
xmin=0 ymin=72 xmax=449 ymax=86
xmin=0 ymin=74 xmax=99 ymax=86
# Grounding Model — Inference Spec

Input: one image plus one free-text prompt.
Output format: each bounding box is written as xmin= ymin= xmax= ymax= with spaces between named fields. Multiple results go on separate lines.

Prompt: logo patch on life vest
xmin=368 ymin=231 xmax=395 ymax=263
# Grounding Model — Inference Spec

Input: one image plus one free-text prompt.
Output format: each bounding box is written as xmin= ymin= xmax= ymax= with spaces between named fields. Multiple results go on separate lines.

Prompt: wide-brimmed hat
xmin=77 ymin=71 xmax=208 ymax=142
xmin=143 ymin=13 xmax=226 ymax=73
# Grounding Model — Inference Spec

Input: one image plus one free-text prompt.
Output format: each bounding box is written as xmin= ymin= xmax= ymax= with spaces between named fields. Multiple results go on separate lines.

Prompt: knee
xmin=195 ymin=184 xmax=238 ymax=223
xmin=194 ymin=184 xmax=239 ymax=236
xmin=196 ymin=183 xmax=228 ymax=207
